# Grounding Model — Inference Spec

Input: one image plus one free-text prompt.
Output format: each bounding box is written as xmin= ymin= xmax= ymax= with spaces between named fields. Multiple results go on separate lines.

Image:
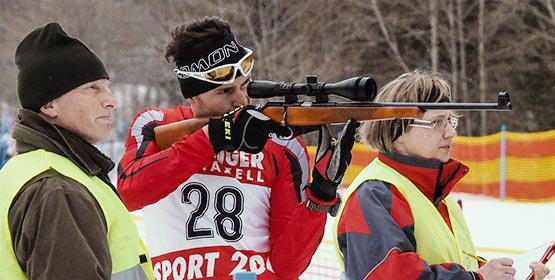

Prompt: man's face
xmin=189 ymin=75 xmax=251 ymax=118
xmin=43 ymin=79 xmax=117 ymax=144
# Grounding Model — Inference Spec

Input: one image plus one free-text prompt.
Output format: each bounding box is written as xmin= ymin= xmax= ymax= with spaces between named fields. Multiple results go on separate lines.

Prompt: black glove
xmin=309 ymin=119 xmax=358 ymax=201
xmin=208 ymin=105 xmax=292 ymax=154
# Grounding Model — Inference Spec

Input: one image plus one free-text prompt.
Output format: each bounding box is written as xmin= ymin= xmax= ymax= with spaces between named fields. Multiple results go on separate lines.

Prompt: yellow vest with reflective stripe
xmin=334 ymin=158 xmax=478 ymax=272
xmin=0 ymin=149 xmax=154 ymax=279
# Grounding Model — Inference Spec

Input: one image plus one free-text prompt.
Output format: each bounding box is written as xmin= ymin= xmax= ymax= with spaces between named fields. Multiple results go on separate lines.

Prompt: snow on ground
xmin=452 ymin=193 xmax=555 ymax=253
xmin=299 ymin=192 xmax=555 ymax=279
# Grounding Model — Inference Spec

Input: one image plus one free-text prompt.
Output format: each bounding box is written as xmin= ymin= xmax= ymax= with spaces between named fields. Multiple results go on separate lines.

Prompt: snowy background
xmin=296 ymin=192 xmax=555 ymax=279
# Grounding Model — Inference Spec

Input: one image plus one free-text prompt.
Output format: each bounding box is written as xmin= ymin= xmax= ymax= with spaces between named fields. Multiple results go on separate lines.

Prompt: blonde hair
xmin=358 ymin=70 xmax=452 ymax=153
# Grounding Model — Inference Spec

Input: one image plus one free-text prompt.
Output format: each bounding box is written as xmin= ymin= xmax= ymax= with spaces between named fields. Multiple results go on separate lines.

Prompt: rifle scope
xmin=248 ymin=76 xmax=377 ymax=102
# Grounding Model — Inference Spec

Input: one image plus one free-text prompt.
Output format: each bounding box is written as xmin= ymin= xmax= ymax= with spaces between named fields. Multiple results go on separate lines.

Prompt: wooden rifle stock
xmin=154 ymin=117 xmax=209 ymax=150
xmin=262 ymin=106 xmax=420 ymax=126
xmin=153 ymin=106 xmax=421 ymax=150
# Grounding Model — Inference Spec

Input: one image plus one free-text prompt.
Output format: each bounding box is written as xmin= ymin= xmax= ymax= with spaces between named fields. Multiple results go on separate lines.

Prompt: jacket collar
xmin=378 ymin=152 xmax=469 ymax=204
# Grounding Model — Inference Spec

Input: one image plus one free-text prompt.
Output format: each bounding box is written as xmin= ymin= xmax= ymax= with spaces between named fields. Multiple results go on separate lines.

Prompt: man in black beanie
xmin=0 ymin=22 xmax=154 ymax=279
xmin=15 ymin=22 xmax=110 ymax=112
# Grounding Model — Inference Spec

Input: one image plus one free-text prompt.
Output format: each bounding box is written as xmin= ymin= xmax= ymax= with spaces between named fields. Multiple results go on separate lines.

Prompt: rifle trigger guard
xmin=281 ymin=107 xmax=288 ymax=126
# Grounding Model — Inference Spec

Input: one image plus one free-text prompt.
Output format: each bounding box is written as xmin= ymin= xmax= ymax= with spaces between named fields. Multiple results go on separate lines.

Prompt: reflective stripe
xmin=112 ymin=264 xmax=148 ymax=280
xmin=272 ymin=135 xmax=310 ymax=200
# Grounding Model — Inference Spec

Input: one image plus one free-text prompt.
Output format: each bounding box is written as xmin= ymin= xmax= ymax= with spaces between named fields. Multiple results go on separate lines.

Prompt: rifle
xmin=154 ymin=75 xmax=511 ymax=150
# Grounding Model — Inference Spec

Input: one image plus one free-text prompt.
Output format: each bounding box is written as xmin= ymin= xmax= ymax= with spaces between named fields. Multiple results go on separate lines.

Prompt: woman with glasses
xmin=117 ymin=16 xmax=355 ymax=280
xmin=333 ymin=70 xmax=549 ymax=280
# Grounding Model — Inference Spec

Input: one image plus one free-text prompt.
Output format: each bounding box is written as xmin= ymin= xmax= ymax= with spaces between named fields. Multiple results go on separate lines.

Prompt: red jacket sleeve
xmin=117 ymin=107 xmax=214 ymax=211
xmin=265 ymin=140 xmax=328 ymax=279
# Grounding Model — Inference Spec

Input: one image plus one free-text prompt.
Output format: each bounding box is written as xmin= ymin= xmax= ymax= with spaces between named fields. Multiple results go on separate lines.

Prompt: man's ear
xmin=39 ymin=101 xmax=57 ymax=118
xmin=187 ymin=96 xmax=197 ymax=105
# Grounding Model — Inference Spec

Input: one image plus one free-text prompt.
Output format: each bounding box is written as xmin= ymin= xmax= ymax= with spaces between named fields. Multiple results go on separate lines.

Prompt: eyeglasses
xmin=174 ymin=48 xmax=254 ymax=85
xmin=409 ymin=115 xmax=459 ymax=130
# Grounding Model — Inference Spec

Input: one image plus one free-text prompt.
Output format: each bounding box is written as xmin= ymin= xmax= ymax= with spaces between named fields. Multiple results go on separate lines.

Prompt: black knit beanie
xmin=15 ymin=22 xmax=109 ymax=111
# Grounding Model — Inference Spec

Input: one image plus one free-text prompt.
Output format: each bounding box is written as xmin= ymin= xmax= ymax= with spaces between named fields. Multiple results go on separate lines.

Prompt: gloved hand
xmin=309 ymin=119 xmax=358 ymax=201
xmin=208 ymin=105 xmax=292 ymax=154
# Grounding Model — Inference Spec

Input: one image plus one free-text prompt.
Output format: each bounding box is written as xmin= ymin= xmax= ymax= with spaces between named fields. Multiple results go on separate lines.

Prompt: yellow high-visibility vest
xmin=0 ymin=149 xmax=154 ymax=279
xmin=334 ymin=158 xmax=479 ymax=272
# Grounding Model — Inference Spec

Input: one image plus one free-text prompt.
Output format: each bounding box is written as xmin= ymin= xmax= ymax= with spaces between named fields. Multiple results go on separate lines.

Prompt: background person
xmin=0 ymin=22 xmax=153 ymax=279
xmin=333 ymin=70 xmax=550 ymax=280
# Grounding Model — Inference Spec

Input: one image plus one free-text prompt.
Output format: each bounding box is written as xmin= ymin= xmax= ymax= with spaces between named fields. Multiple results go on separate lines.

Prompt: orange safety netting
xmin=307 ymin=129 xmax=555 ymax=202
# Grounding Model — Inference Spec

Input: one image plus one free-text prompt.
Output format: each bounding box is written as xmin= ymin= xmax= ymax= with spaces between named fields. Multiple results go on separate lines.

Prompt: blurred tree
xmin=0 ymin=0 xmax=554 ymax=136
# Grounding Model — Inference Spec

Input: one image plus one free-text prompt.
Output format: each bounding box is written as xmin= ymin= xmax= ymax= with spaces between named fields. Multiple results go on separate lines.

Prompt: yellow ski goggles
xmin=174 ymin=48 xmax=254 ymax=85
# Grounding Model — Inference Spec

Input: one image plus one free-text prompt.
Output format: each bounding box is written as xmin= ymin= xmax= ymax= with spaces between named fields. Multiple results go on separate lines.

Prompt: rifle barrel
xmin=291 ymin=91 xmax=511 ymax=111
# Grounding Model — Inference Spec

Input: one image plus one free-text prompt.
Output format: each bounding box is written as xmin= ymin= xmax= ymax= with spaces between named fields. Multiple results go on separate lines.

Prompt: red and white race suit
xmin=118 ymin=106 xmax=328 ymax=280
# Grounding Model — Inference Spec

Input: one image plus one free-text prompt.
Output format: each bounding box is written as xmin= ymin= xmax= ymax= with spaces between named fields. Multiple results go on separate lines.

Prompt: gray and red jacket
xmin=336 ymin=152 xmax=482 ymax=280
